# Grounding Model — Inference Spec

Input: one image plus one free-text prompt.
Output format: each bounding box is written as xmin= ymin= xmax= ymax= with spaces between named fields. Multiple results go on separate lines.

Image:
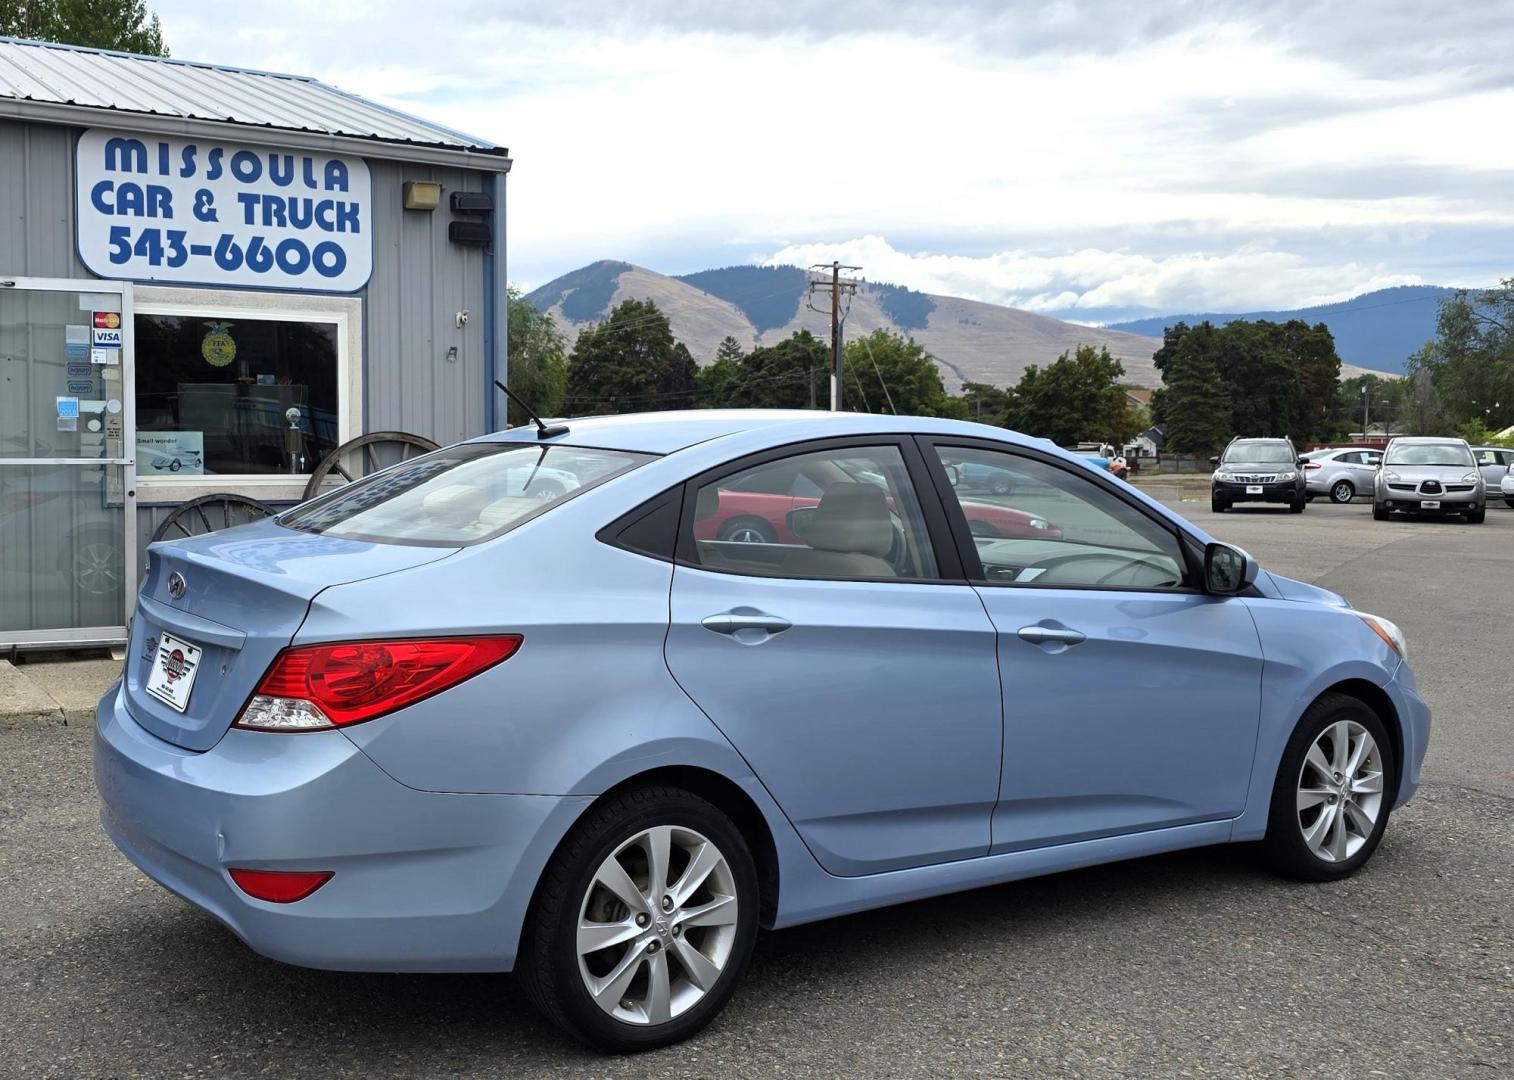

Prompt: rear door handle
xmin=1017 ymin=626 xmax=1086 ymax=646
xmin=702 ymin=612 xmax=792 ymax=635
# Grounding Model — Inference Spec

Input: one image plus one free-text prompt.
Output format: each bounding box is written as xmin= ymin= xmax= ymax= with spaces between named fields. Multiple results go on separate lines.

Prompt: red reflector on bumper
xmin=229 ymin=868 xmax=334 ymax=903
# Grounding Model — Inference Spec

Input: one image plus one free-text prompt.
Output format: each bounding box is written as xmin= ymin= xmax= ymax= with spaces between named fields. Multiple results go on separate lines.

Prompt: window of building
xmin=132 ymin=290 xmax=360 ymax=484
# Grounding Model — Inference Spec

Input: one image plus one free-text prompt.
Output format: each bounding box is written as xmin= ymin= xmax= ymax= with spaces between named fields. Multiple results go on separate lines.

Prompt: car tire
xmin=1373 ymin=502 xmax=1390 ymax=521
xmin=1288 ymin=497 xmax=1305 ymax=514
xmin=1466 ymin=506 xmax=1486 ymax=524
xmin=1262 ymin=692 xmax=1395 ymax=883
xmin=1211 ymin=495 xmax=1228 ymax=513
xmin=518 ymin=785 xmax=760 ymax=1053
xmin=989 ymin=476 xmax=1013 ymax=496
xmin=716 ymin=517 xmax=776 ymax=544
xmin=1329 ymin=480 xmax=1353 ymax=504
xmin=1505 ymin=498 xmax=1514 ymax=509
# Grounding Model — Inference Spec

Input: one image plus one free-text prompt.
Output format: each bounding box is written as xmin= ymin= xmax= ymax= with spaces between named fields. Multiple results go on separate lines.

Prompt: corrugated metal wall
xmin=1 ymin=116 xmax=499 ymax=563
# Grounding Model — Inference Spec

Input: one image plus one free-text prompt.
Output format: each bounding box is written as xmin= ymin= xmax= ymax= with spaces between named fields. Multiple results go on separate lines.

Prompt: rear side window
xmin=280 ymin=443 xmax=653 ymax=545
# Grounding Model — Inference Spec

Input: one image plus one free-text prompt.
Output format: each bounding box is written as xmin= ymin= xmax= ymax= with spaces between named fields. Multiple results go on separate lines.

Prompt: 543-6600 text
xmin=106 ymin=225 xmax=349 ymax=279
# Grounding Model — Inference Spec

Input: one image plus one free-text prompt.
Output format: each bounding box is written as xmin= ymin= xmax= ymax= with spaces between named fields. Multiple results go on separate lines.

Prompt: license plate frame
xmin=1246 ymin=485 xmax=1263 ymax=495
xmin=145 ymin=631 xmax=203 ymax=713
xmin=1420 ymin=499 xmax=1441 ymax=510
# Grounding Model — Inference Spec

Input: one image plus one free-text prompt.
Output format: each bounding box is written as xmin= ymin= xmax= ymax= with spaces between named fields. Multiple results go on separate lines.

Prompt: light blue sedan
xmin=95 ymin=410 xmax=1429 ymax=1052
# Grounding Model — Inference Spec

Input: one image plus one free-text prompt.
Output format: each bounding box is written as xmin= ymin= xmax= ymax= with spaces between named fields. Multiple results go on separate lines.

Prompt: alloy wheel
xmin=1331 ymin=481 xmax=1353 ymax=503
xmin=725 ymin=525 xmax=768 ymax=544
xmin=73 ymin=542 xmax=123 ymax=595
xmin=576 ymin=825 xmax=739 ymax=1026
xmin=1296 ymin=720 xmax=1384 ymax=862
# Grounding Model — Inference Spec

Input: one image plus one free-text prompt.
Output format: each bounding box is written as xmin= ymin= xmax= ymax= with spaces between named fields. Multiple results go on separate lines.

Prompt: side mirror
xmin=786 ymin=506 xmax=817 ymax=543
xmin=942 ymin=464 xmax=961 ymax=488
xmin=1209 ymin=456 xmax=1220 ymax=466
xmin=1203 ymin=542 xmax=1258 ymax=595
xmin=1297 ymin=457 xmax=1308 ymax=468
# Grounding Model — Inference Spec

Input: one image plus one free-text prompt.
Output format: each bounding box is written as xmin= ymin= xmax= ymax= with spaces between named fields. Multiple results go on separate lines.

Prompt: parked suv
xmin=1302 ymin=447 xmax=1383 ymax=503
xmin=1373 ymin=437 xmax=1485 ymax=523
xmin=1211 ymin=438 xmax=1307 ymax=513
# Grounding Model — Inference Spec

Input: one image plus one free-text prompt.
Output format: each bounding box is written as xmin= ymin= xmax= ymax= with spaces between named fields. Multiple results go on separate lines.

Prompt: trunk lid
xmin=124 ymin=517 xmax=458 ymax=751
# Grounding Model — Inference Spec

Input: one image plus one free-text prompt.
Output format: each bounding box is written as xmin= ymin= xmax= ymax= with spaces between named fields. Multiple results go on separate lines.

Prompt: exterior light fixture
xmin=403 ymin=181 xmax=442 ymax=211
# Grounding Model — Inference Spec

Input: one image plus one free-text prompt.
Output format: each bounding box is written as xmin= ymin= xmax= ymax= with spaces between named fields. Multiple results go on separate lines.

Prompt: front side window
xmin=281 ymin=443 xmax=651 ymax=545
xmin=687 ymin=445 xmax=938 ymax=580
xmin=1384 ymin=442 xmax=1475 ymax=467
xmin=934 ymin=446 xmax=1186 ymax=589
xmin=135 ymin=313 xmax=339 ymax=476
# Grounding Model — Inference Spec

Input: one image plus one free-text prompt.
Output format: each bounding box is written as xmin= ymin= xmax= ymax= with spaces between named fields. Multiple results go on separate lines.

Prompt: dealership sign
xmin=75 ymin=129 xmax=372 ymax=292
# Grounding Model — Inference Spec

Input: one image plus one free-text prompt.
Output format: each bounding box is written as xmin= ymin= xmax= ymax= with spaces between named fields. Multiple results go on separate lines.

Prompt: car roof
xmin=474 ymin=409 xmax=1058 ymax=456
xmin=1387 ymin=436 xmax=1468 ymax=444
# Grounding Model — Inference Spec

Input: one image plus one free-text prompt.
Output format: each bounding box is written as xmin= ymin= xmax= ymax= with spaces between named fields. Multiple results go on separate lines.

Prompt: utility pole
xmin=1362 ymin=384 xmax=1369 ymax=442
xmin=808 ymin=261 xmax=860 ymax=411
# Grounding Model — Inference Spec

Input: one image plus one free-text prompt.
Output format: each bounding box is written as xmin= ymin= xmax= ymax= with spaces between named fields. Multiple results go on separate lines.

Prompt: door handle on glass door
xmin=701 ymin=612 xmax=792 ymax=636
xmin=1017 ymin=626 xmax=1086 ymax=646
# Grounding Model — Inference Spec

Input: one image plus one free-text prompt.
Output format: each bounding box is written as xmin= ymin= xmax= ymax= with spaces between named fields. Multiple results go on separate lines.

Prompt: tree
xmin=505 ymin=287 xmax=567 ymax=425
xmin=1407 ymin=280 xmax=1514 ymax=430
xmin=1001 ymin=345 xmax=1135 ymax=446
xmin=564 ymin=300 xmax=696 ymax=415
xmin=714 ymin=336 xmax=747 ymax=365
xmin=1160 ymin=323 xmax=1232 ymax=454
xmin=1399 ymin=368 xmax=1451 ymax=436
xmin=708 ymin=330 xmax=830 ymax=409
xmin=2 ymin=0 xmax=169 ymax=54
xmin=1328 ymin=373 xmax=1405 ymax=440
xmin=956 ymin=382 xmax=1010 ymax=425
xmin=842 ymin=330 xmax=956 ymax=417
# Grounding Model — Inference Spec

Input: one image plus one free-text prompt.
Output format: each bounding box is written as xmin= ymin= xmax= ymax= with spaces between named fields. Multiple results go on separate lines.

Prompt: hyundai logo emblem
xmin=167 ymin=571 xmax=187 ymax=599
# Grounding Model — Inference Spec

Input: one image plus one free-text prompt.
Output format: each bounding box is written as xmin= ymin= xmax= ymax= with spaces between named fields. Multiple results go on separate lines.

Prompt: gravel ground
xmin=1 ymin=499 xmax=1509 ymax=1079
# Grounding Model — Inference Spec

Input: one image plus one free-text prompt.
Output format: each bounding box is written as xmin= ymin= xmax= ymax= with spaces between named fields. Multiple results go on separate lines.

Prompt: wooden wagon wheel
xmin=150 ymin=494 xmax=278 ymax=544
xmin=301 ymin=431 xmax=440 ymax=501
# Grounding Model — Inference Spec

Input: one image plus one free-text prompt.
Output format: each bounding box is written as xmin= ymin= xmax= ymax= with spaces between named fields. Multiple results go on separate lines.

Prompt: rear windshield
xmin=280 ymin=443 xmax=653 ymax=545
xmin=1222 ymin=442 xmax=1293 ymax=464
xmin=1384 ymin=442 xmax=1474 ymax=467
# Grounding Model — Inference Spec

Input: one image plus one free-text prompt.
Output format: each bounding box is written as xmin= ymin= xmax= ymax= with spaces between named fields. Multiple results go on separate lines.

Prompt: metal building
xmin=0 ymin=36 xmax=511 ymax=651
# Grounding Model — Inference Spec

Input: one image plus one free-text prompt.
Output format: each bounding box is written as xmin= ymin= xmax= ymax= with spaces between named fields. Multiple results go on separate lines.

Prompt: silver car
xmin=1373 ymin=437 xmax=1485 ymax=523
xmin=1471 ymin=446 xmax=1514 ymax=505
xmin=1304 ymin=447 xmax=1382 ymax=503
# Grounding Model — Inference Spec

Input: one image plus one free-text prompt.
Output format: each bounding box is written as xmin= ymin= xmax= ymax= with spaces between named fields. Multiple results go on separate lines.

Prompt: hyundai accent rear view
xmin=96 ymin=410 xmax=1429 ymax=1052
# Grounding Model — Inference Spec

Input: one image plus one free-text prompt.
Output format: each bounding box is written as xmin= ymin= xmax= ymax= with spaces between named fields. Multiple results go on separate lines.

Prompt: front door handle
xmin=1017 ymin=626 xmax=1086 ymax=646
xmin=702 ymin=612 xmax=792 ymax=636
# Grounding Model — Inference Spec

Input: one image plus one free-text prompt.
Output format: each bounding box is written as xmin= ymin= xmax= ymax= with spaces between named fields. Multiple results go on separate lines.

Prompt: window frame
xmin=133 ymin=285 xmax=361 ymax=501
xmin=672 ymin=435 xmax=968 ymax=584
xmin=913 ymin=435 xmax=1204 ymax=593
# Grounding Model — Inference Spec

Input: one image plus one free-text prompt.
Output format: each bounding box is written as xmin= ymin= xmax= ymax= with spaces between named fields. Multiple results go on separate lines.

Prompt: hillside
xmin=1108 ymin=285 xmax=1458 ymax=374
xmin=526 ymin=262 xmax=1165 ymax=389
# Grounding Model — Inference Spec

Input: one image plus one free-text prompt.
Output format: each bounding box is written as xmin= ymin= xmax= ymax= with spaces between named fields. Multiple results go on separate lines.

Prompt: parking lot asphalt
xmin=2 ymin=500 xmax=1510 ymax=1079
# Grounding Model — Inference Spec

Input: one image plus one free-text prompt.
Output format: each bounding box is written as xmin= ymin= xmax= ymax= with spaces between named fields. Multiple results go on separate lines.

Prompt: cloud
xmin=762 ymin=234 xmax=1425 ymax=315
xmin=147 ymin=1 xmax=1514 ymax=310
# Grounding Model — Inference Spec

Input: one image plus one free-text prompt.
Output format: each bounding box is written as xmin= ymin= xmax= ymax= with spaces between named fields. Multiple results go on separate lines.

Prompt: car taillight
xmin=1304 ymin=462 xmax=1322 ymax=470
xmin=235 ymin=636 xmax=522 ymax=732
xmin=229 ymin=868 xmax=334 ymax=903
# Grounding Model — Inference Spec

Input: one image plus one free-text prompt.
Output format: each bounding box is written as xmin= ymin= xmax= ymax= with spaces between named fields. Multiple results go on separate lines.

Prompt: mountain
xmin=526 ymin=262 xmax=1166 ymax=389
xmin=1107 ymin=285 xmax=1458 ymax=375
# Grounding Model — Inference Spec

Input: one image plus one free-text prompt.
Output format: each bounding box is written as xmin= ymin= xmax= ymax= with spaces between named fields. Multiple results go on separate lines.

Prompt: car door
xmin=664 ymin=438 xmax=1003 ymax=876
xmin=920 ymin=438 xmax=1264 ymax=853
xmin=1474 ymin=449 xmax=1505 ymax=490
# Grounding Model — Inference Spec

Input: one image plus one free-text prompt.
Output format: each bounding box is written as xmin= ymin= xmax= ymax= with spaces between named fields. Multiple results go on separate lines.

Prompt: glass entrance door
xmin=0 ymin=278 xmax=136 ymax=648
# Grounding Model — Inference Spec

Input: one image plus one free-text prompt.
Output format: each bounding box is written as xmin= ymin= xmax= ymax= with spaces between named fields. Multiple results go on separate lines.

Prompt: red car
xmin=694 ymin=458 xmax=1061 ymax=545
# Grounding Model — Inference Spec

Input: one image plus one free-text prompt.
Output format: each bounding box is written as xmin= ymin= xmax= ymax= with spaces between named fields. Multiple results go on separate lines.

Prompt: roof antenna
xmin=494 ymin=380 xmax=569 ymax=439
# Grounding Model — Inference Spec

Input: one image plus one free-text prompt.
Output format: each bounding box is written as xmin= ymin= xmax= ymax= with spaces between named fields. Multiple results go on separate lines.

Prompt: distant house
xmin=1125 ymin=388 xmax=1155 ymax=411
xmin=1347 ymin=422 xmax=1404 ymax=447
xmin=1129 ymin=425 xmax=1166 ymax=458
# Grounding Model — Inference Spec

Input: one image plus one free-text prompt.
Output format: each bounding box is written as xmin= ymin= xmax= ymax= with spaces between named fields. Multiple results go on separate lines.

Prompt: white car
xmin=1501 ymin=471 xmax=1514 ymax=509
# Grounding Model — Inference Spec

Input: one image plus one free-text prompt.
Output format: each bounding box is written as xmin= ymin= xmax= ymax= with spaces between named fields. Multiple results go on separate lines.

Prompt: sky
xmin=148 ymin=0 xmax=1514 ymax=324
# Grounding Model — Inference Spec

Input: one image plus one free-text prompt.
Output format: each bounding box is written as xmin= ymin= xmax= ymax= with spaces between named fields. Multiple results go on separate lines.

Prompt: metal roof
xmin=0 ymin=36 xmax=509 ymax=170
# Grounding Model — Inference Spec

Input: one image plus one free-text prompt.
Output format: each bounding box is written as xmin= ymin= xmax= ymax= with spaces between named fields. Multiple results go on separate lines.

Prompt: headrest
xmin=695 ymin=485 xmax=720 ymax=522
xmin=807 ymin=482 xmax=893 ymax=557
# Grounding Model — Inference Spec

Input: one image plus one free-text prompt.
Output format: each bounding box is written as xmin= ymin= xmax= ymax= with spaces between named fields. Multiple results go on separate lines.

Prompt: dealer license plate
xmin=1421 ymin=499 xmax=1440 ymax=510
xmin=1246 ymin=485 xmax=1263 ymax=495
xmin=145 ymin=632 xmax=203 ymax=713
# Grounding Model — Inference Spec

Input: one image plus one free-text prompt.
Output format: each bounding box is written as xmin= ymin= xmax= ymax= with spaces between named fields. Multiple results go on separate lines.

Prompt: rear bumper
xmin=94 ymin=683 xmax=589 ymax=972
